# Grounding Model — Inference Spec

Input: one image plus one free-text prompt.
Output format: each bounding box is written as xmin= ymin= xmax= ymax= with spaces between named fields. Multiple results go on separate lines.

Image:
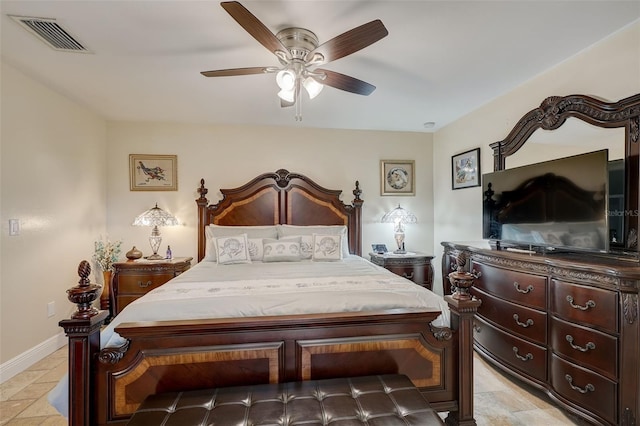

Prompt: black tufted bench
xmin=126 ymin=374 xmax=445 ymax=425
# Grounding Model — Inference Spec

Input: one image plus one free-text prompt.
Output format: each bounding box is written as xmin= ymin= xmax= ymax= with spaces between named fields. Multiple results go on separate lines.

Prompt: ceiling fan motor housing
xmin=276 ymin=27 xmax=319 ymax=61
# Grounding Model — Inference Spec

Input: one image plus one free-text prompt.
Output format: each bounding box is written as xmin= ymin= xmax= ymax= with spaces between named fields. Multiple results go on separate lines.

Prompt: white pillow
xmin=247 ymin=238 xmax=264 ymax=261
xmin=215 ymin=234 xmax=251 ymax=265
xmin=204 ymin=225 xmax=278 ymax=261
xmin=277 ymin=225 xmax=349 ymax=257
xmin=286 ymin=235 xmax=313 ymax=259
xmin=312 ymin=234 xmax=343 ymax=261
xmin=263 ymin=237 xmax=302 ymax=262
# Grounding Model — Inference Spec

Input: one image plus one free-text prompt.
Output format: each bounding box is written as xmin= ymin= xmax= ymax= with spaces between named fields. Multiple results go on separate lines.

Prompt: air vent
xmin=9 ymin=15 xmax=90 ymax=53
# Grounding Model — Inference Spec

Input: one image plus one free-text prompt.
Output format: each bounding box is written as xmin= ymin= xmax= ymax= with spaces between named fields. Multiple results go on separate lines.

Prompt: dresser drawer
xmin=550 ymin=279 xmax=618 ymax=333
xmin=549 ymin=316 xmax=617 ymax=381
xmin=471 ymin=261 xmax=547 ymax=309
xmin=550 ymin=354 xmax=617 ymax=425
xmin=385 ymin=264 xmax=429 ymax=286
xmin=117 ymin=273 xmax=174 ymax=295
xmin=474 ymin=316 xmax=547 ymax=383
xmin=472 ymin=287 xmax=547 ymax=345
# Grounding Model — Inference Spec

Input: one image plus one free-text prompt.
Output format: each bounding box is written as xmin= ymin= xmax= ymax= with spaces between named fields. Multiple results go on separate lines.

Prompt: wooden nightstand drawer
xmin=117 ymin=273 xmax=174 ymax=295
xmin=111 ymin=257 xmax=192 ymax=317
xmin=369 ymin=252 xmax=434 ymax=290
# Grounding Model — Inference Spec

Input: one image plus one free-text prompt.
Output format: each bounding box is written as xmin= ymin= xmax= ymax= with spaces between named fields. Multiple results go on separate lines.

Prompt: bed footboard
xmin=60 ymin=262 xmax=480 ymax=426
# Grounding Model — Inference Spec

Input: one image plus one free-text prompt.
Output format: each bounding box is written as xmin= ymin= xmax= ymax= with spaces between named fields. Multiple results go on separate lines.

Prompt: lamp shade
xmin=132 ymin=204 xmax=178 ymax=260
xmin=381 ymin=204 xmax=417 ymax=227
xmin=132 ymin=203 xmax=179 ymax=228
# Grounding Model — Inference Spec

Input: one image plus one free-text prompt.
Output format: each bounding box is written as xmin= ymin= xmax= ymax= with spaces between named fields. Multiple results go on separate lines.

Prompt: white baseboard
xmin=0 ymin=332 xmax=67 ymax=383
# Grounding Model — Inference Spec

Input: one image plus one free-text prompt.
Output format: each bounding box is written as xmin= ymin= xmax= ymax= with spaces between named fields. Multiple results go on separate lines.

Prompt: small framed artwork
xmin=129 ymin=154 xmax=178 ymax=191
xmin=452 ymin=148 xmax=481 ymax=190
xmin=381 ymin=160 xmax=415 ymax=196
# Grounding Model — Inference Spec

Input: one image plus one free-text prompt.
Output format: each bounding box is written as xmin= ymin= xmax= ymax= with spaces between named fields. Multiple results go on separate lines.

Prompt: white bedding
xmin=49 ymin=255 xmax=449 ymax=417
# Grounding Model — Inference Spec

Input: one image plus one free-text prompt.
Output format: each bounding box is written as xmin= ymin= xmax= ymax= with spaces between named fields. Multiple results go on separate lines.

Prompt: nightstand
xmin=110 ymin=257 xmax=192 ymax=318
xmin=369 ymin=252 xmax=434 ymax=290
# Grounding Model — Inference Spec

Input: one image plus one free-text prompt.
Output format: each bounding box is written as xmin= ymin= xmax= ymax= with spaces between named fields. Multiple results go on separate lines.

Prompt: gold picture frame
xmin=381 ymin=160 xmax=415 ymax=196
xmin=129 ymin=154 xmax=177 ymax=191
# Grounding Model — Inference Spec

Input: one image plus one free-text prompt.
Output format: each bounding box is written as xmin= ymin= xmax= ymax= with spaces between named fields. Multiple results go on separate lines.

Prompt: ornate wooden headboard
xmin=195 ymin=169 xmax=363 ymax=261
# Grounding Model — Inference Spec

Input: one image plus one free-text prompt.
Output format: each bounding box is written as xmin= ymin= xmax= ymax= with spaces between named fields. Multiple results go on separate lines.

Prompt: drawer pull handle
xmin=512 ymin=346 xmax=533 ymax=362
xmin=565 ymin=374 xmax=595 ymax=394
xmin=402 ymin=272 xmax=415 ymax=279
xmin=565 ymin=335 xmax=596 ymax=352
xmin=513 ymin=282 xmax=534 ymax=294
xmin=566 ymin=296 xmax=596 ymax=311
xmin=513 ymin=314 xmax=534 ymax=328
xmin=138 ymin=280 xmax=152 ymax=288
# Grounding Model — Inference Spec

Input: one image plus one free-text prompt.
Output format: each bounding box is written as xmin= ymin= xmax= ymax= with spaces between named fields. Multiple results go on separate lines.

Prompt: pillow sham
xmin=262 ymin=237 xmax=302 ymax=263
xmin=204 ymin=225 xmax=278 ymax=261
xmin=247 ymin=238 xmax=264 ymax=261
xmin=278 ymin=225 xmax=349 ymax=257
xmin=312 ymin=234 xmax=342 ymax=261
xmin=216 ymin=234 xmax=251 ymax=265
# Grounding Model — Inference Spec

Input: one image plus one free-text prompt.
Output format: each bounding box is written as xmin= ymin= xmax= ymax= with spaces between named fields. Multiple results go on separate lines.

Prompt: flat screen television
xmin=482 ymin=149 xmax=609 ymax=254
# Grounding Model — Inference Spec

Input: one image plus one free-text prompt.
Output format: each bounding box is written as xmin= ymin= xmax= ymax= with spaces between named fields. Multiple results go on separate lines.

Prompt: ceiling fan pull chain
xmin=295 ymin=80 xmax=302 ymax=121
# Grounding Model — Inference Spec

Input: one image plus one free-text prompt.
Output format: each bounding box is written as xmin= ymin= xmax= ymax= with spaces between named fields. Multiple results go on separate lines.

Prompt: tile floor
xmin=0 ymin=347 xmax=589 ymax=425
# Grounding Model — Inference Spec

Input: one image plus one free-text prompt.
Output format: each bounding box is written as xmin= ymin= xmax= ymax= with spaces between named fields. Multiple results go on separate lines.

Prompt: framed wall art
xmin=381 ymin=160 xmax=415 ymax=196
xmin=129 ymin=154 xmax=178 ymax=191
xmin=451 ymin=148 xmax=480 ymax=190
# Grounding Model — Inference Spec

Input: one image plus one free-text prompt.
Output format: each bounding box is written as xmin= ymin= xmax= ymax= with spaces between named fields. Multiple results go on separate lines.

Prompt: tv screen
xmin=482 ymin=149 xmax=609 ymax=253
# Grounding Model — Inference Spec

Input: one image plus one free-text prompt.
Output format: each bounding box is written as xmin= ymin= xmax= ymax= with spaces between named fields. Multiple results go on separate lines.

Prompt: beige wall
xmin=0 ymin=61 xmax=108 ymax=365
xmin=432 ymin=21 xmax=640 ymax=289
xmin=105 ymin=123 xmax=434 ymax=266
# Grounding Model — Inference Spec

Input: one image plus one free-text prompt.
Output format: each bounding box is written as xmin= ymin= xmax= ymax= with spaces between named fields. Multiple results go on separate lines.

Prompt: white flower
xmin=92 ymin=237 xmax=122 ymax=272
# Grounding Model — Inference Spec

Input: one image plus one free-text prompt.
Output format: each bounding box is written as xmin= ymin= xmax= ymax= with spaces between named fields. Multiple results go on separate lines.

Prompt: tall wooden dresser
xmin=442 ymin=241 xmax=639 ymax=426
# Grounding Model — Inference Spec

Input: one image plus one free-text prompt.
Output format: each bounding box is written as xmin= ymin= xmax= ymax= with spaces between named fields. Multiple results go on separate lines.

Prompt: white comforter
xmin=49 ymin=255 xmax=449 ymax=417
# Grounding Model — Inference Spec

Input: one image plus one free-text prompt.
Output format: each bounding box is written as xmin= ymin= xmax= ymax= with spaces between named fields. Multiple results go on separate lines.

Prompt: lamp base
xmin=146 ymin=253 xmax=165 ymax=260
xmin=393 ymin=249 xmax=407 ymax=254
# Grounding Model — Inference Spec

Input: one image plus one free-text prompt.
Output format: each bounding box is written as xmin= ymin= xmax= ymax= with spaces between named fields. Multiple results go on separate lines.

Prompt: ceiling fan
xmin=201 ymin=1 xmax=388 ymax=120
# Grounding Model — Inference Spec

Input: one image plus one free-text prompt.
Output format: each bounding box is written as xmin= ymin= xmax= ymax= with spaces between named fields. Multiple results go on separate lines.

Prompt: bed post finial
xmin=197 ymin=178 xmax=208 ymax=201
xmin=353 ymin=180 xmax=362 ymax=202
xmin=66 ymin=260 xmax=101 ymax=319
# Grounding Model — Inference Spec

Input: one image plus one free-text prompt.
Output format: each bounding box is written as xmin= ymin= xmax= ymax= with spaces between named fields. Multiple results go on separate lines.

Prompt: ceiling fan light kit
xmin=201 ymin=1 xmax=388 ymax=121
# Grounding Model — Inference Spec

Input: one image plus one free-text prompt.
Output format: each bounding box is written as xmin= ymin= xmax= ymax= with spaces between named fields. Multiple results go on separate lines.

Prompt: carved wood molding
xmin=98 ymin=340 xmax=130 ymax=364
xmin=623 ymin=293 xmax=638 ymax=325
xmin=490 ymin=94 xmax=640 ymax=169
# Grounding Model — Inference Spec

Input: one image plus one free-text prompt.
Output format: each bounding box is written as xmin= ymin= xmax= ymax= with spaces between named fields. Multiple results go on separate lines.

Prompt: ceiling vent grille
xmin=9 ymin=15 xmax=90 ymax=53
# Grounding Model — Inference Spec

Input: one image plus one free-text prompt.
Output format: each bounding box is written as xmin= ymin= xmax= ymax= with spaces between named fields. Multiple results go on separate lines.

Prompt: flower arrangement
xmin=93 ymin=237 xmax=122 ymax=272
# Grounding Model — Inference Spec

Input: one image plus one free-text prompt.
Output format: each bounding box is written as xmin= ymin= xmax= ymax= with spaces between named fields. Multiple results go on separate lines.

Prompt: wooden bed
xmin=60 ymin=169 xmax=480 ymax=426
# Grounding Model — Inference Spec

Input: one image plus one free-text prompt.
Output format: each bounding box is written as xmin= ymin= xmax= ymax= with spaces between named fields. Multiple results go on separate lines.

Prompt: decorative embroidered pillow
xmin=247 ymin=238 xmax=264 ymax=261
xmin=215 ymin=234 xmax=251 ymax=265
xmin=312 ymin=234 xmax=342 ymax=261
xmin=287 ymin=235 xmax=313 ymax=259
xmin=204 ymin=225 xmax=278 ymax=261
xmin=277 ymin=225 xmax=350 ymax=257
xmin=262 ymin=237 xmax=302 ymax=262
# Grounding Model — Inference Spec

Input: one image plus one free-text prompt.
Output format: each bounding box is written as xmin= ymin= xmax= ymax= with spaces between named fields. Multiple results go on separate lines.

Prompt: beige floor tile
xmin=15 ymin=394 xmax=59 ymax=418
xmin=25 ymin=356 xmax=66 ymax=373
xmin=5 ymin=416 xmax=65 ymax=426
xmin=0 ymin=371 xmax=48 ymax=402
xmin=0 ymin=399 xmax=34 ymax=422
xmin=7 ymin=383 xmax=56 ymax=402
xmin=32 ymin=365 xmax=66 ymax=384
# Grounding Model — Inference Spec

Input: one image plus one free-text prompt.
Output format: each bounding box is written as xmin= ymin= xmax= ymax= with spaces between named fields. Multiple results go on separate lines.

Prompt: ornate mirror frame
xmin=489 ymin=93 xmax=640 ymax=259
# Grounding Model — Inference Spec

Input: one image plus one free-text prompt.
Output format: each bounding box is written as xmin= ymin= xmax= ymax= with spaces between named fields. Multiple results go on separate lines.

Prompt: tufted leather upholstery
xmin=127 ymin=374 xmax=445 ymax=425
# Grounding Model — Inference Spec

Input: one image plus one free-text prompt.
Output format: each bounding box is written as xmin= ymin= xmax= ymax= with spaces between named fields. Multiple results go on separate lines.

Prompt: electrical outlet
xmin=9 ymin=219 xmax=19 ymax=236
xmin=47 ymin=301 xmax=55 ymax=317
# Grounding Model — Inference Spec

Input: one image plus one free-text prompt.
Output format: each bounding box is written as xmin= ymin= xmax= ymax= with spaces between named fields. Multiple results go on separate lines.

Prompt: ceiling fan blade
xmin=201 ymin=67 xmax=271 ymax=77
xmin=307 ymin=20 xmax=388 ymax=66
xmin=315 ymin=69 xmax=376 ymax=96
xmin=221 ymin=1 xmax=290 ymax=59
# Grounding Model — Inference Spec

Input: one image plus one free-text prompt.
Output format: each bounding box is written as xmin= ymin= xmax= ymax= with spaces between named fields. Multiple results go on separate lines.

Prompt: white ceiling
xmin=1 ymin=1 xmax=638 ymax=133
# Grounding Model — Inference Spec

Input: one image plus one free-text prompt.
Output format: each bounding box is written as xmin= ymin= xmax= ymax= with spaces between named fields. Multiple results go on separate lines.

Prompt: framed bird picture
xmin=129 ymin=154 xmax=178 ymax=191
